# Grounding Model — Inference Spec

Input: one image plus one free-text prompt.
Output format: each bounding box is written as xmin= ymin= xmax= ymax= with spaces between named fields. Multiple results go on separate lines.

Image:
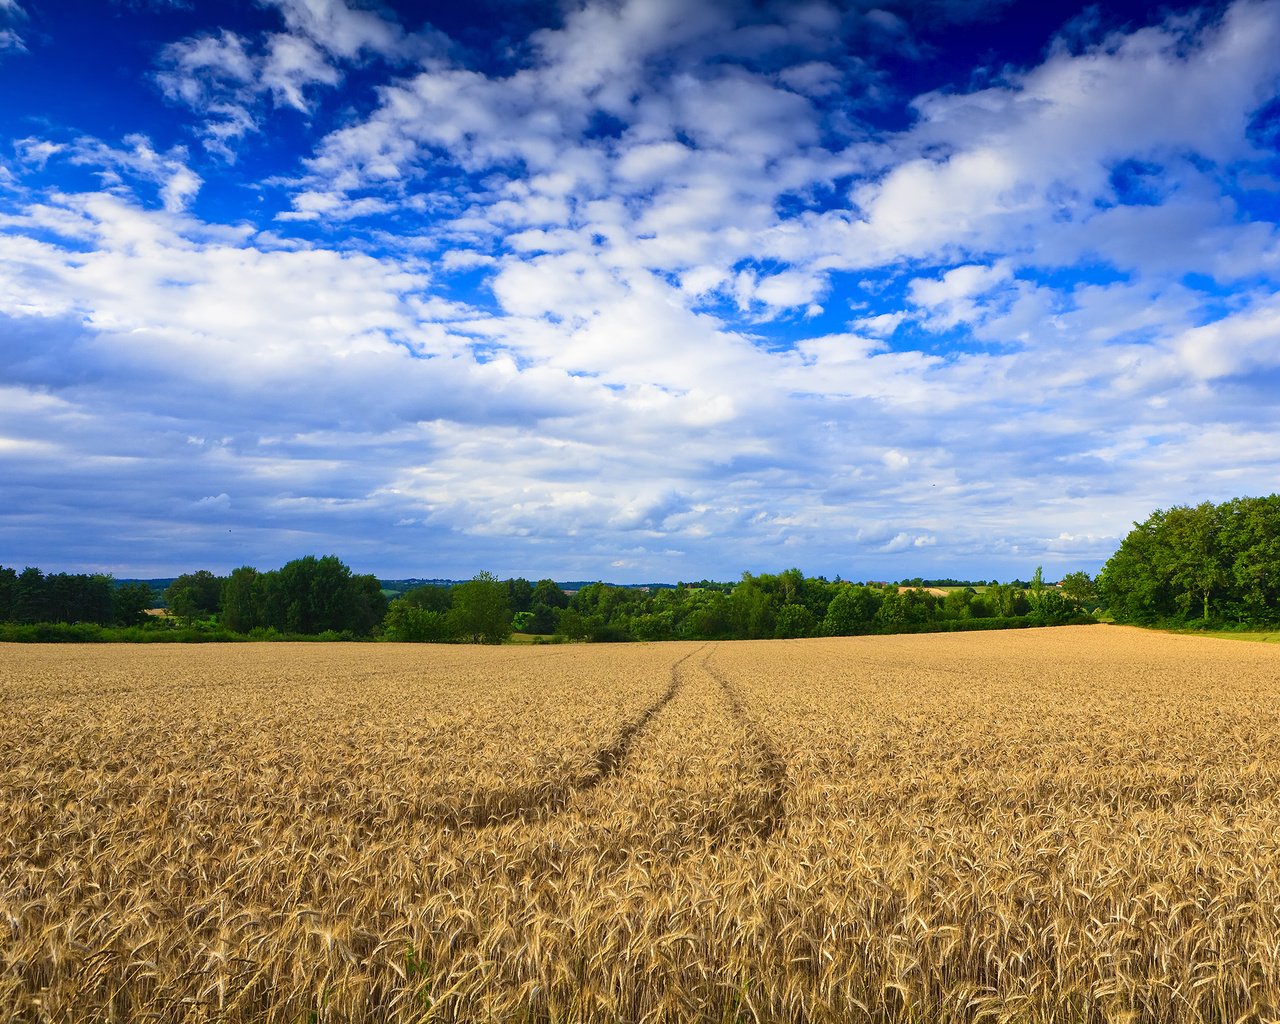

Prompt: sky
xmin=2 ymin=0 xmax=1279 ymax=583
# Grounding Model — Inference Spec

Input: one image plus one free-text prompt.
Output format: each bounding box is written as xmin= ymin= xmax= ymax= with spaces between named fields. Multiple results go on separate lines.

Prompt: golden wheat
xmin=3 ymin=627 xmax=1280 ymax=1022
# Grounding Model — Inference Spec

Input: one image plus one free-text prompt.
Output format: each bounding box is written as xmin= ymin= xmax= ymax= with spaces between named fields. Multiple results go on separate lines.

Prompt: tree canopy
xmin=1099 ymin=496 xmax=1280 ymax=625
xmin=0 ymin=561 xmax=1102 ymax=643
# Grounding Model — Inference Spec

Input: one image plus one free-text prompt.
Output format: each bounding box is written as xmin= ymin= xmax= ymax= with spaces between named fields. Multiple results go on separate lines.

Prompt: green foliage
xmin=217 ymin=557 xmax=386 ymax=636
xmin=531 ymin=578 xmax=569 ymax=609
xmin=0 ymin=566 xmax=116 ymax=625
xmin=525 ymin=602 xmax=560 ymax=634
xmin=822 ymin=584 xmax=880 ymax=635
xmin=1058 ymin=571 xmax=1098 ymax=607
xmin=220 ymin=567 xmax=262 ymax=633
xmin=983 ymin=582 xmax=1031 ymax=617
xmin=0 ymin=620 xmax=246 ymax=643
xmin=448 ymin=571 xmax=512 ymax=644
xmin=774 ymin=603 xmax=816 ymax=639
xmin=1100 ymin=496 xmax=1280 ymax=626
xmin=384 ymin=600 xmax=451 ymax=642
xmin=875 ymin=587 xmax=936 ymax=630
xmin=455 ymin=568 xmax=1094 ymax=644
xmin=728 ymin=575 xmax=776 ymax=639
xmin=164 ymin=570 xmax=224 ymax=621
xmin=1027 ymin=589 xmax=1085 ymax=626
xmin=112 ymin=582 xmax=156 ymax=626
xmin=505 ymin=577 xmax=534 ymax=614
xmin=4 ymin=557 xmax=1098 ymax=645
xmin=399 ymin=584 xmax=452 ymax=613
xmin=0 ymin=566 xmax=14 ymax=622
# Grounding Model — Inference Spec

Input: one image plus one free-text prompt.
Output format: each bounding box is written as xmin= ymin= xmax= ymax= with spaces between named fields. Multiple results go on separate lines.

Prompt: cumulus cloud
xmin=156 ymin=0 xmax=418 ymax=158
xmin=65 ymin=134 xmax=202 ymax=212
xmin=3 ymin=0 xmax=1280 ymax=579
xmin=263 ymin=0 xmax=407 ymax=61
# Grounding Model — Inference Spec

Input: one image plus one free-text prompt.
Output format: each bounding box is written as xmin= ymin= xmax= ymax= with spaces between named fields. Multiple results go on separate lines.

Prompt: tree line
xmin=0 ymin=558 xmax=1097 ymax=642
xmin=0 ymin=567 xmax=155 ymax=628
xmin=379 ymin=567 xmax=1095 ymax=643
xmin=1099 ymin=495 xmax=1280 ymax=626
xmin=8 ymin=494 xmax=1273 ymax=641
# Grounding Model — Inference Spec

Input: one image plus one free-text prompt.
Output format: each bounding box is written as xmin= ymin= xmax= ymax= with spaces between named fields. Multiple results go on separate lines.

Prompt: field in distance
xmin=4 ymin=626 xmax=1280 ymax=1022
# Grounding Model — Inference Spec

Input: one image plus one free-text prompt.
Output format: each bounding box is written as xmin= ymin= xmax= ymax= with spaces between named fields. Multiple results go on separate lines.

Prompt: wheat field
xmin=3 ymin=626 xmax=1280 ymax=1023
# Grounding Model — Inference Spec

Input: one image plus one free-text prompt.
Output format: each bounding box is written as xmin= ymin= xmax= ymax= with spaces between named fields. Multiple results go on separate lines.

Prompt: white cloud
xmin=820 ymin=1 xmax=1280 ymax=272
xmin=14 ymin=137 xmax=62 ymax=168
xmin=1173 ymin=296 xmax=1280 ymax=380
xmin=908 ymin=262 xmax=1015 ymax=330
xmin=264 ymin=0 xmax=407 ymax=61
xmin=882 ymin=532 xmax=938 ymax=553
xmin=0 ymin=0 xmax=24 ymax=51
xmin=68 ymin=135 xmax=202 ymax=212
xmin=4 ymin=0 xmax=1280 ymax=580
xmin=156 ymin=1 xmax=417 ymax=159
xmin=276 ymin=189 xmax=394 ymax=221
xmin=0 ymin=0 xmax=23 ymax=53
xmin=882 ymin=450 xmax=910 ymax=472
xmin=261 ymin=33 xmax=340 ymax=112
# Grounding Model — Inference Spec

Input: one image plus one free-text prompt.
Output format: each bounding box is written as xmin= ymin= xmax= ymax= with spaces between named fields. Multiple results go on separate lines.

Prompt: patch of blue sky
xmin=1105 ymin=160 xmax=1169 ymax=208
xmin=1182 ymin=275 xmax=1277 ymax=327
xmin=1223 ymin=179 xmax=1280 ymax=226
xmin=1016 ymin=262 xmax=1131 ymax=291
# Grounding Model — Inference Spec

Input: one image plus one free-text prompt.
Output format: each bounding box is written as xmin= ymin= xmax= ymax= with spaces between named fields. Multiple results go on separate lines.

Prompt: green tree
xmin=875 ymin=587 xmax=936 ymax=631
xmin=165 ymin=570 xmax=224 ymax=622
xmin=0 ymin=566 xmax=16 ymax=621
xmin=1058 ymin=571 xmax=1097 ymax=607
xmin=15 ymin=567 xmax=48 ymax=624
xmin=941 ymin=587 xmax=977 ymax=620
xmin=400 ymin=584 xmax=452 ymax=614
xmin=1027 ymin=590 xmax=1078 ymax=626
xmin=822 ymin=584 xmax=880 ymax=635
xmin=241 ymin=556 xmax=386 ymax=636
xmin=449 ymin=571 xmax=511 ymax=643
xmin=1098 ymin=511 xmax=1177 ymax=622
xmin=526 ymin=602 xmax=560 ymax=634
xmin=347 ymin=573 xmax=389 ymax=636
xmin=774 ymin=603 xmax=815 ymax=639
xmin=383 ymin=599 xmax=451 ymax=642
xmin=556 ymin=607 xmax=588 ymax=640
xmin=728 ymin=574 xmax=777 ymax=639
xmin=113 ymin=582 xmax=155 ymax=626
xmin=984 ymin=582 xmax=1031 ymax=618
xmin=1098 ymin=498 xmax=1279 ymax=625
xmin=1164 ymin=502 xmax=1227 ymax=621
xmin=1229 ymin=496 xmax=1280 ymax=621
xmin=677 ymin=589 xmax=731 ymax=639
xmin=220 ymin=567 xmax=263 ymax=633
xmin=630 ymin=610 xmax=675 ymax=641
xmin=42 ymin=573 xmax=113 ymax=624
xmin=531 ymin=579 xmax=569 ymax=609
xmin=505 ymin=577 xmax=534 ymax=614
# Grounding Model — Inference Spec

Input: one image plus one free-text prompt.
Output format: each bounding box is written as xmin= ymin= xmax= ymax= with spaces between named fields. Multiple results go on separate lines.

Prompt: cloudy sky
xmin=2 ymin=0 xmax=1279 ymax=582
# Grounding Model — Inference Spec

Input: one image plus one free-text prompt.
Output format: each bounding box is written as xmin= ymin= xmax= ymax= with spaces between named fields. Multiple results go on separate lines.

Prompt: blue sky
xmin=2 ymin=0 xmax=1279 ymax=582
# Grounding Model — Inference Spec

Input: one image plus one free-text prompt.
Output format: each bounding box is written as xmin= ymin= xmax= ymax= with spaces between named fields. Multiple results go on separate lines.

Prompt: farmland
xmin=4 ymin=626 xmax=1280 ymax=1022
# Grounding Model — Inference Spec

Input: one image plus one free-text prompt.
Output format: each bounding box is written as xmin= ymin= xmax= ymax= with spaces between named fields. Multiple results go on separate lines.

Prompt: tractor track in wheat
xmin=434 ymin=645 xmax=704 ymax=829
xmin=701 ymin=650 xmax=788 ymax=843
